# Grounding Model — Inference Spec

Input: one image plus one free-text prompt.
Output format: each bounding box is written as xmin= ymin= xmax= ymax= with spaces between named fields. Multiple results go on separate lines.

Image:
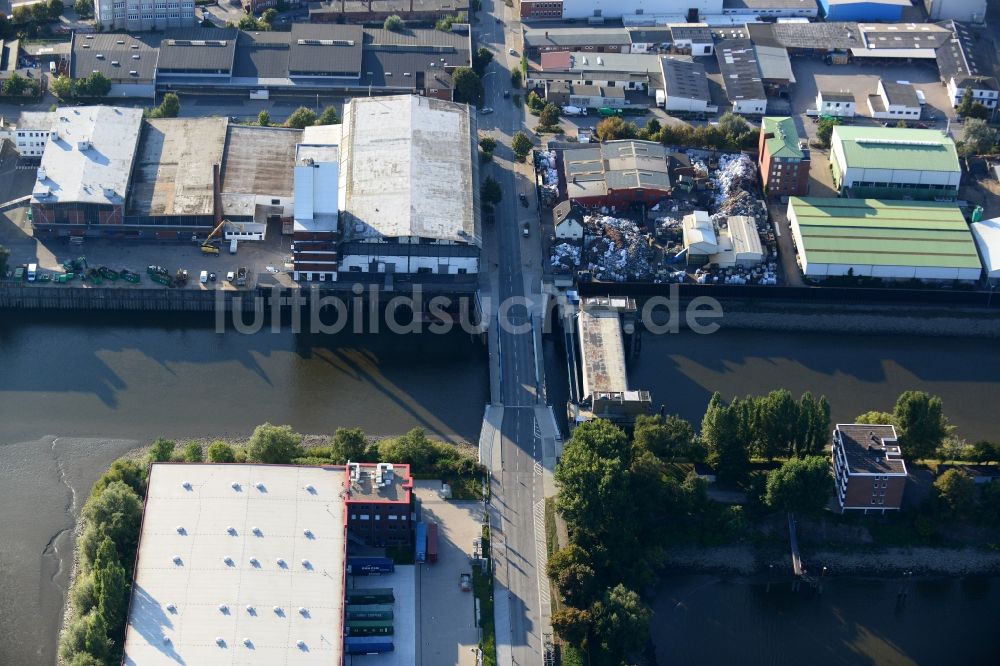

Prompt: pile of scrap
xmin=535 ymin=150 xmax=559 ymax=205
xmin=582 ymin=214 xmax=655 ymax=282
xmin=551 ymin=242 xmax=581 ymax=271
xmin=711 ymin=153 xmax=757 ymax=212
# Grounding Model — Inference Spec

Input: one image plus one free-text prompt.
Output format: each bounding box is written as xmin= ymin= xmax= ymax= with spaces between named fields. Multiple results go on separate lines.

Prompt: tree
xmin=51 ymin=74 xmax=74 ymax=99
xmin=539 ymin=102 xmax=560 ymax=128
xmin=764 ymin=456 xmax=831 ymax=514
xmin=479 ymin=136 xmax=496 ymax=158
xmin=452 ymin=67 xmax=482 ymax=106
xmin=957 ymin=86 xmax=975 ymax=117
xmin=0 ymin=244 xmax=8 ymax=276
xmin=238 ymin=13 xmax=263 ymax=31
xmin=246 ymin=423 xmax=302 ymax=463
xmin=854 ymin=410 xmax=896 ymax=425
xmin=547 ymin=544 xmax=598 ymax=606
xmin=816 ymin=118 xmax=840 ymax=149
xmin=481 ymin=176 xmax=502 ymax=205
xmin=935 ymin=468 xmax=976 ymax=517
xmin=80 ymin=481 xmax=144 ymax=570
xmin=31 ymin=2 xmax=50 ymax=22
xmin=261 ymin=8 xmax=278 ymax=25
xmin=207 ymin=440 xmax=237 ymax=463
xmin=511 ymin=131 xmax=532 ymax=162
xmin=591 ymin=585 xmax=651 ymax=659
xmin=961 ymin=118 xmax=995 ymax=156
xmin=316 ymin=106 xmax=339 ymax=125
xmin=90 ymin=459 xmax=146 ymax=500
xmin=149 ymin=92 xmax=181 ymax=119
xmin=701 ymin=392 xmax=749 ymax=483
xmin=58 ymin=611 xmax=111 ymax=664
xmin=48 ymin=0 xmax=63 ymax=17
xmin=11 ymin=6 xmax=32 ymax=23
xmin=285 ymin=107 xmax=318 ymax=129
xmin=633 ymin=414 xmax=696 ymax=462
xmin=148 ymin=438 xmax=175 ymax=463
xmin=754 ymin=389 xmax=799 ymax=459
xmin=377 ymin=428 xmax=442 ymax=471
xmin=639 ymin=117 xmax=661 ymax=140
xmin=969 ymin=440 xmax=1000 ymax=465
xmin=80 ymin=71 xmax=111 ymax=97
xmin=794 ymin=392 xmax=830 ymax=457
xmin=472 ymin=46 xmax=493 ymax=77
xmin=526 ymin=90 xmax=545 ymax=112
xmin=595 ymin=116 xmax=638 ymax=142
xmin=75 ymin=0 xmax=94 ymax=18
xmin=331 ymin=427 xmax=368 ymax=463
xmin=70 ymin=571 xmax=98 ymax=615
xmin=552 ymin=607 xmax=591 ymax=645
xmin=510 ymin=68 xmax=522 ymax=88
xmin=555 ymin=420 xmax=631 ymax=538
xmin=93 ymin=537 xmax=129 ymax=631
xmin=965 ymin=102 xmax=990 ymax=120
xmin=435 ymin=11 xmax=466 ymax=32
xmin=893 ymin=391 xmax=950 ymax=460
xmin=718 ymin=111 xmax=753 ymax=144
xmin=182 ymin=441 xmax=203 ymax=462
xmin=383 ymin=14 xmax=403 ymax=31
xmin=2 ymin=73 xmax=28 ymax=97
xmin=257 ymin=110 xmax=271 ymax=127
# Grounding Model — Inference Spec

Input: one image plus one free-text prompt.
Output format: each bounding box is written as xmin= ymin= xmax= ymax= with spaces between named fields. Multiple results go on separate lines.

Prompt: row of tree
xmin=256 ymin=105 xmax=339 ymax=129
xmin=51 ymin=71 xmax=112 ymax=100
xmin=0 ymin=72 xmax=41 ymax=98
xmin=594 ymin=111 xmax=759 ymax=151
xmin=6 ymin=0 xmax=64 ymax=25
xmin=701 ymin=389 xmax=830 ymax=483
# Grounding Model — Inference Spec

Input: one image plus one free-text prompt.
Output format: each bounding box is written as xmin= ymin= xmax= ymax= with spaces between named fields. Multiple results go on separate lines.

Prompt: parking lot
xmin=415 ymin=481 xmax=483 ymax=666
xmin=0 ymin=204 xmax=291 ymax=290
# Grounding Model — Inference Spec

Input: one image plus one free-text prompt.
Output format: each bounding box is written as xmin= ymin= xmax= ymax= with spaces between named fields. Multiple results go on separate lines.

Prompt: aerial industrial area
xmin=1 ymin=0 xmax=1000 ymax=664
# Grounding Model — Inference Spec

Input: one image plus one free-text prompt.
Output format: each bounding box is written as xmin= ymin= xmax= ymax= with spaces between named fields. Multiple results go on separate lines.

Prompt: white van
xmin=49 ymin=62 xmax=56 ymax=74
xmin=27 ymin=263 xmax=37 ymax=281
xmin=229 ymin=239 xmax=238 ymax=254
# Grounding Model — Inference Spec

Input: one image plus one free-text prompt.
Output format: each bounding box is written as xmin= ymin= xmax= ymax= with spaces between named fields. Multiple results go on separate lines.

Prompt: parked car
xmin=226 ymin=271 xmax=235 ymax=282
xmin=209 ymin=272 xmax=217 ymax=282
xmin=522 ymin=223 xmax=529 ymax=237
xmin=503 ymin=90 xmax=510 ymax=99
xmin=519 ymin=193 xmax=528 ymax=207
xmin=508 ymin=48 xmax=516 ymax=56
xmin=459 ymin=573 xmax=472 ymax=591
xmin=199 ymin=270 xmax=208 ymax=284
xmin=480 ymin=107 xmax=494 ymax=115
xmin=265 ymin=266 xmax=280 ymax=273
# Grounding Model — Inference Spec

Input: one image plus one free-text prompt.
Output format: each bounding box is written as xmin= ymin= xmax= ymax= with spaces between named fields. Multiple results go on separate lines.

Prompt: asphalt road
xmin=477 ymin=2 xmax=551 ymax=664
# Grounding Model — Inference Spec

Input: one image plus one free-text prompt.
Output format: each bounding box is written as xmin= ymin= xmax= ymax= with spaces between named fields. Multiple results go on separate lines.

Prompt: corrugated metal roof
xmin=789 ymin=198 xmax=981 ymax=269
xmin=762 ymin=116 xmax=803 ymax=159
xmin=833 ymin=126 xmax=959 ymax=172
xmin=661 ymin=56 xmax=711 ymax=103
xmin=71 ymin=33 xmax=158 ymax=82
xmin=157 ymin=28 xmax=237 ymax=74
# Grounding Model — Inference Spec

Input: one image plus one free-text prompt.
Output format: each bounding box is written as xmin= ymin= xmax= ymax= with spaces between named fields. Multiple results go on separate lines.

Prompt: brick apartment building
xmin=521 ymin=0 xmax=563 ymax=19
xmin=346 ymin=462 xmax=414 ymax=546
xmin=832 ymin=424 xmax=908 ymax=514
xmin=758 ymin=116 xmax=810 ymax=198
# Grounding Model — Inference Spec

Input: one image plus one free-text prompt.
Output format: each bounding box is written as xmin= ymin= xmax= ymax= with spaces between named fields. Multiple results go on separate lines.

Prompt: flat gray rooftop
xmin=578 ymin=304 xmax=628 ymax=399
xmin=128 ymin=117 xmax=228 ymax=217
xmin=221 ymin=125 xmax=301 ymax=197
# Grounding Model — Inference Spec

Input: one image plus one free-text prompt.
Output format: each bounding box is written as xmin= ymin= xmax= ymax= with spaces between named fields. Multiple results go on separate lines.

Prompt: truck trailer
xmin=344 ymin=636 xmax=394 ymax=655
xmin=346 ymin=588 xmax=394 ymax=605
xmin=348 ymin=557 xmax=395 ymax=576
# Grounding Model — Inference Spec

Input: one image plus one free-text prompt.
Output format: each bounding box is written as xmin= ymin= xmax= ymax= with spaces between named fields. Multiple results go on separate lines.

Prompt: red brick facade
xmin=758 ymin=129 xmax=810 ymax=198
xmin=521 ymin=0 xmax=563 ymax=19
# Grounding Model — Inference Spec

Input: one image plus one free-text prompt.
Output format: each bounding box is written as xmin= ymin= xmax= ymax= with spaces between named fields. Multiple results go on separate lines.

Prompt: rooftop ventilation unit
xmin=176 ymin=526 xmax=185 ymax=535
xmin=256 ymin=482 xmax=266 ymax=491
xmin=297 ymin=640 xmax=307 ymax=649
xmin=223 ymin=556 xmax=234 ymax=566
xmin=166 ymin=603 xmax=176 ymax=613
xmin=246 ymin=605 xmax=255 ymax=614
xmin=303 ymin=529 xmax=313 ymax=538
xmin=276 ymin=558 xmax=287 ymax=568
xmin=172 ymin=555 xmax=182 ymax=565
xmin=182 ymin=481 xmax=191 ymax=490
xmin=249 ymin=557 xmax=260 ymax=567
xmin=301 ymin=559 xmax=312 ymax=569
xmin=216 ymin=637 xmax=225 ymax=647
xmin=227 ymin=526 xmax=237 ymax=535
xmin=299 ymin=607 xmax=308 ymax=616
xmin=252 ymin=527 xmax=262 ymax=536
xmin=305 ymin=484 xmax=316 ymax=494
xmin=218 ymin=604 xmax=229 ymax=614
xmin=244 ymin=638 xmax=253 ymax=647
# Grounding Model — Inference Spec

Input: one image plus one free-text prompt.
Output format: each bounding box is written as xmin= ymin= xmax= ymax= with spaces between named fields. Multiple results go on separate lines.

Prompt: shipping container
xmin=344 ymin=636 xmax=394 ymax=655
xmin=415 ymin=522 xmax=427 ymax=563
xmin=346 ymin=604 xmax=394 ymax=621
xmin=427 ymin=522 xmax=439 ymax=563
xmin=346 ymin=620 xmax=394 ymax=637
xmin=346 ymin=588 xmax=395 ymax=605
xmin=348 ymin=556 xmax=395 ymax=576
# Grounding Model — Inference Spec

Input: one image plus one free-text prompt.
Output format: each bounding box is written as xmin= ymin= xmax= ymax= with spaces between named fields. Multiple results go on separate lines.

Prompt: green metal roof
xmin=761 ymin=116 xmax=803 ymax=159
xmin=789 ymin=198 xmax=982 ymax=269
xmin=832 ymin=126 xmax=960 ymax=173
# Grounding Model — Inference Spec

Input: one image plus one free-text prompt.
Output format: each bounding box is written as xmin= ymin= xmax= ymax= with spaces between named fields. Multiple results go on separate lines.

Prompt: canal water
xmin=653 ymin=574 xmax=1000 ymax=665
xmin=3 ymin=316 xmax=1000 ymax=663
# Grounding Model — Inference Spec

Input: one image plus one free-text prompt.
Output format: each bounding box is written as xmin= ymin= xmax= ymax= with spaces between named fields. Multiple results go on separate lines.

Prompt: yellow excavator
xmin=199 ymin=220 xmax=226 ymax=255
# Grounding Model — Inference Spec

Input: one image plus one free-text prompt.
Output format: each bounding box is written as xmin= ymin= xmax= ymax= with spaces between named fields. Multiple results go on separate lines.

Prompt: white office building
xmin=96 ymin=0 xmax=197 ymax=31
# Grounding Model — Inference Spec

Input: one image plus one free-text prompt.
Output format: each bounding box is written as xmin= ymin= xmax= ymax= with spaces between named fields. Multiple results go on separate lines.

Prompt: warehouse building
xmin=309 ymin=0 xmax=471 ymax=24
xmin=923 ymin=0 xmax=987 ymax=22
xmin=70 ymin=32 xmax=159 ymax=99
xmin=787 ymin=198 xmax=982 ymax=281
xmin=758 ymin=116 xmax=809 ymax=197
xmin=830 ymin=126 xmax=961 ymax=199
xmin=0 ymin=111 xmax=56 ymax=157
xmin=30 ymin=106 xmax=145 ymax=233
xmin=716 ymin=39 xmax=766 ymax=115
xmin=721 ymin=0 xmax=819 ymax=18
xmin=563 ymin=140 xmax=671 ymax=209
xmin=346 ymin=462 xmax=414 ymax=547
xmin=96 ymin=0 xmax=196 ymax=31
xmin=971 ymin=217 xmax=1000 ymax=282
xmin=660 ymin=56 xmax=714 ymax=113
xmin=819 ymin=0 xmax=908 ymax=21
xmin=683 ymin=211 xmax=764 ymax=267
xmin=337 ymin=95 xmax=481 ymax=277
xmin=937 ymin=20 xmax=998 ymax=112
xmin=121 ymin=463 xmax=348 ymax=664
xmin=866 ymin=79 xmax=922 ymax=120
xmin=815 ymin=90 xmax=857 ymax=118
xmin=292 ymin=124 xmax=342 ymax=281
xmin=522 ymin=26 xmax=631 ymax=58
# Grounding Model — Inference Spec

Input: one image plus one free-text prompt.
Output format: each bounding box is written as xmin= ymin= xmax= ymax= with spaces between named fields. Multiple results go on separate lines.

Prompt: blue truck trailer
xmin=345 ymin=636 xmax=394 ymax=655
xmin=347 ymin=556 xmax=395 ymax=576
xmin=415 ymin=522 xmax=427 ymax=563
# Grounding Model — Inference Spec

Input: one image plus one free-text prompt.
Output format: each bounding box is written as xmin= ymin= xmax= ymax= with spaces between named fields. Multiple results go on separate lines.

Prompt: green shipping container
xmin=346 ymin=588 xmax=394 ymax=605
xmin=346 ymin=605 xmax=394 ymax=621
xmin=346 ymin=620 xmax=394 ymax=637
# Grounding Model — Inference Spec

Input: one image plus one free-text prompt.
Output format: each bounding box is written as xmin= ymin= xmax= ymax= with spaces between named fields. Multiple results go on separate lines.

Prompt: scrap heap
xmin=551 ymin=242 xmax=581 ymax=271
xmin=711 ymin=153 xmax=757 ymax=216
xmin=582 ymin=214 xmax=655 ymax=282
